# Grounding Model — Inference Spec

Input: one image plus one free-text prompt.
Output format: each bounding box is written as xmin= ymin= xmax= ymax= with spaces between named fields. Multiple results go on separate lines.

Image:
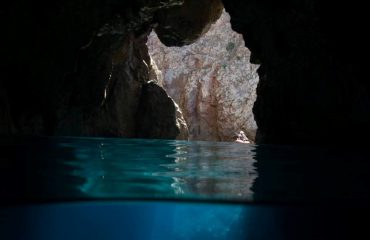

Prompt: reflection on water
xmin=0 ymin=137 xmax=257 ymax=203
xmin=62 ymin=139 xmax=257 ymax=201
xmin=1 ymin=137 xmax=370 ymax=204
xmin=2 ymin=137 xmax=370 ymax=240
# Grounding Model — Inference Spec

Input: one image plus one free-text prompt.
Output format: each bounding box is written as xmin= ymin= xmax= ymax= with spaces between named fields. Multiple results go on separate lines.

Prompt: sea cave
xmin=2 ymin=0 xmax=369 ymax=145
xmin=1 ymin=1 xmax=370 ymax=240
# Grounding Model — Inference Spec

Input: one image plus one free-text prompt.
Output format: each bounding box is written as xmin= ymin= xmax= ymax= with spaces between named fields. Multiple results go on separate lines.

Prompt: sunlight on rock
xmin=147 ymin=11 xmax=259 ymax=142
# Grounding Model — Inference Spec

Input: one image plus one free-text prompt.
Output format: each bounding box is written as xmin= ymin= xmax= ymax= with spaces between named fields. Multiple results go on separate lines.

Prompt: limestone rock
xmin=173 ymin=101 xmax=190 ymax=140
xmin=56 ymin=19 xmax=187 ymax=139
xmin=155 ymin=0 xmax=224 ymax=46
xmin=148 ymin=56 xmax=164 ymax=86
xmin=4 ymin=1 xmax=368 ymax=144
xmin=2 ymin=0 xmax=218 ymax=139
xmin=148 ymin=11 xmax=259 ymax=141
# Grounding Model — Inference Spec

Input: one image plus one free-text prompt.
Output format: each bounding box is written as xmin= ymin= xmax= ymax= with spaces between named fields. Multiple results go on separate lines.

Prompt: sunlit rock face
xmin=1 ymin=0 xmax=221 ymax=139
xmin=3 ymin=0 xmax=368 ymax=144
xmin=148 ymin=11 xmax=259 ymax=141
xmin=56 ymin=23 xmax=188 ymax=139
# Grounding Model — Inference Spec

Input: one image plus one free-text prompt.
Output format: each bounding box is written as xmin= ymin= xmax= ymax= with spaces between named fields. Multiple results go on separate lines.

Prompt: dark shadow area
xmin=252 ymin=144 xmax=370 ymax=204
xmin=0 ymin=137 xmax=86 ymax=204
xmin=1 ymin=138 xmax=370 ymax=239
xmin=242 ymin=144 xmax=370 ymax=239
xmin=237 ymin=203 xmax=370 ymax=240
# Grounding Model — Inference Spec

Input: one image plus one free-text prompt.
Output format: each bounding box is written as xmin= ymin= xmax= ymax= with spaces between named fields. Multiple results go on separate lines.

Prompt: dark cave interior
xmin=2 ymin=3 xmax=370 ymax=238
xmin=1 ymin=0 xmax=369 ymax=145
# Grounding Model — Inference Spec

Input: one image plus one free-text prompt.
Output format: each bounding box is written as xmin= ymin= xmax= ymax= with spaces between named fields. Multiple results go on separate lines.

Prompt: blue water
xmin=1 ymin=137 xmax=370 ymax=239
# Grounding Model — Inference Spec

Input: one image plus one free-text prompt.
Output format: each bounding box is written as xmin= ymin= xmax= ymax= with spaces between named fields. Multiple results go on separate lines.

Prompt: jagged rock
xmin=147 ymin=57 xmax=189 ymax=140
xmin=148 ymin=11 xmax=259 ymax=141
xmin=235 ymin=130 xmax=250 ymax=143
xmin=1 ymin=0 xmax=217 ymax=139
xmin=174 ymin=101 xmax=189 ymax=140
xmin=148 ymin=56 xmax=165 ymax=86
xmin=155 ymin=0 xmax=224 ymax=46
xmin=56 ymin=29 xmax=149 ymax=137
xmin=57 ymin=17 xmax=189 ymax=139
xmin=2 ymin=0 xmax=369 ymax=145
xmin=136 ymin=81 xmax=188 ymax=139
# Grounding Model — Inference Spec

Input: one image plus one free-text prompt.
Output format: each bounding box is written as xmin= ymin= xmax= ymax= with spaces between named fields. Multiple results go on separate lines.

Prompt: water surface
xmin=1 ymin=137 xmax=258 ymax=203
xmin=1 ymin=137 xmax=370 ymax=240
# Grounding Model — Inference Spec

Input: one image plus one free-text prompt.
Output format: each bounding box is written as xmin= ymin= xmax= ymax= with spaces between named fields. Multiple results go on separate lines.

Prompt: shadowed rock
xmin=136 ymin=81 xmax=188 ymax=139
xmin=155 ymin=0 xmax=223 ymax=46
xmin=2 ymin=0 xmax=369 ymax=145
xmin=1 ymin=0 xmax=221 ymax=139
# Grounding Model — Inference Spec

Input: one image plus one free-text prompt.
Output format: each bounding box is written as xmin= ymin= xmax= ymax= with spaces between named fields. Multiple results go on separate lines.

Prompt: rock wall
xmin=2 ymin=0 xmax=369 ymax=145
xmin=148 ymin=11 xmax=259 ymax=141
xmin=0 ymin=0 xmax=222 ymax=139
xmin=222 ymin=0 xmax=370 ymax=145
xmin=55 ymin=22 xmax=188 ymax=139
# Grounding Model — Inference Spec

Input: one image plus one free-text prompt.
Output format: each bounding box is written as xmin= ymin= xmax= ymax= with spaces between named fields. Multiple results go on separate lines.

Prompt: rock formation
xmin=1 ymin=0 xmax=370 ymax=145
xmin=135 ymin=81 xmax=189 ymax=139
xmin=55 ymin=22 xmax=188 ymax=139
xmin=0 ymin=0 xmax=222 ymax=139
xmin=222 ymin=0 xmax=370 ymax=145
xmin=148 ymin=11 xmax=259 ymax=141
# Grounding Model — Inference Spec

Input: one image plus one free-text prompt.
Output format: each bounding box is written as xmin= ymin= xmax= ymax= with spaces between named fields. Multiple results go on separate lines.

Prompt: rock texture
xmin=154 ymin=0 xmax=223 ymax=46
xmin=56 ymin=22 xmax=189 ymax=139
xmin=136 ymin=81 xmax=188 ymax=139
xmin=57 ymin=29 xmax=148 ymax=137
xmin=148 ymin=11 xmax=259 ymax=141
xmin=2 ymin=0 xmax=370 ymax=145
xmin=0 ymin=0 xmax=222 ymax=139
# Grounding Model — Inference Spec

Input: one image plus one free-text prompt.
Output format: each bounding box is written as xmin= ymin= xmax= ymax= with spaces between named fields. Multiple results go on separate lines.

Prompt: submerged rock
xmin=148 ymin=11 xmax=259 ymax=141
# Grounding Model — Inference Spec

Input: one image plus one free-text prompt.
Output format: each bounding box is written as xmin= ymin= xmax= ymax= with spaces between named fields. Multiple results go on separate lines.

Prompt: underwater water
xmin=1 ymin=137 xmax=370 ymax=239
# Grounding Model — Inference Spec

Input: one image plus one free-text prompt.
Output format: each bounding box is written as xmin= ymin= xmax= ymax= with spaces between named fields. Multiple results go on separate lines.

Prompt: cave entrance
xmin=146 ymin=11 xmax=259 ymax=142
